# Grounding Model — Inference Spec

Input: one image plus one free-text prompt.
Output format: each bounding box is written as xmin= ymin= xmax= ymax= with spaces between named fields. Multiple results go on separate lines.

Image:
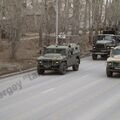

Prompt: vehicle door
xmin=67 ymin=49 xmax=74 ymax=66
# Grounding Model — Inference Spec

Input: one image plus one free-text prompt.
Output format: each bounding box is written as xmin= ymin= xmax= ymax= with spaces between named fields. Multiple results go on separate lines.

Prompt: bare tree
xmin=1 ymin=0 xmax=120 ymax=59
xmin=72 ymin=0 xmax=80 ymax=35
xmin=8 ymin=0 xmax=23 ymax=59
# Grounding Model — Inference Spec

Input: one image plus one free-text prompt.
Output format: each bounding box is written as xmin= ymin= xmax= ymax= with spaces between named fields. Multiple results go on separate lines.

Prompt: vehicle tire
xmin=101 ymin=55 xmax=107 ymax=60
xmin=92 ymin=54 xmax=97 ymax=60
xmin=73 ymin=59 xmax=79 ymax=71
xmin=59 ymin=62 xmax=67 ymax=75
xmin=106 ymin=67 xmax=113 ymax=77
xmin=37 ymin=66 xmax=45 ymax=75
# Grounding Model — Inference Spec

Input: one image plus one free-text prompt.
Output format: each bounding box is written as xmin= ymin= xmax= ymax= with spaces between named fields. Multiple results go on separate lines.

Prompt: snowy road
xmin=0 ymin=57 xmax=120 ymax=120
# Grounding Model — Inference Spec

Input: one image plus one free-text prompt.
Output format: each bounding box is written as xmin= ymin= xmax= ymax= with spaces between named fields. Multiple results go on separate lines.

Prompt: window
xmin=96 ymin=35 xmax=114 ymax=41
xmin=45 ymin=48 xmax=66 ymax=55
xmin=112 ymin=49 xmax=120 ymax=55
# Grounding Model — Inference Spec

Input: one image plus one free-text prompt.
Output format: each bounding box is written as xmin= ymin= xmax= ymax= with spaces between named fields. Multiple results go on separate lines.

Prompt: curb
xmin=0 ymin=67 xmax=36 ymax=79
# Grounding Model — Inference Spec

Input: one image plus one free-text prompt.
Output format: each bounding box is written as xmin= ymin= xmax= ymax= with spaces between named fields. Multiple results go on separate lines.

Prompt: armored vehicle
xmin=37 ymin=43 xmax=80 ymax=75
xmin=91 ymin=34 xmax=119 ymax=60
xmin=106 ymin=46 xmax=120 ymax=77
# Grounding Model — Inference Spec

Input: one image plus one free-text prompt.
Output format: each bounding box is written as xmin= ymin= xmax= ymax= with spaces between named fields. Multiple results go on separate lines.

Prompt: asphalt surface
xmin=0 ymin=56 xmax=120 ymax=120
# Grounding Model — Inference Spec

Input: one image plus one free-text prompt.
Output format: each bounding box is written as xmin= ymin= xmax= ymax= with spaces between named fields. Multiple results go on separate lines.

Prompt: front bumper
xmin=90 ymin=49 xmax=110 ymax=55
xmin=108 ymin=68 xmax=120 ymax=72
xmin=38 ymin=65 xmax=60 ymax=70
xmin=37 ymin=61 xmax=61 ymax=70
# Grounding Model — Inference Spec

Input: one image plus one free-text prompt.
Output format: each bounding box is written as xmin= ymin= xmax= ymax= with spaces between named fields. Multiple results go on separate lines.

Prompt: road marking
xmin=41 ymin=88 xmax=55 ymax=94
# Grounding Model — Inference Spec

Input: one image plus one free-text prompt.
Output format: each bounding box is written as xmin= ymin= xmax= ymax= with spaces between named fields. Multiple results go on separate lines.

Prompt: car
xmin=91 ymin=34 xmax=119 ymax=60
xmin=37 ymin=43 xmax=81 ymax=75
xmin=106 ymin=46 xmax=120 ymax=77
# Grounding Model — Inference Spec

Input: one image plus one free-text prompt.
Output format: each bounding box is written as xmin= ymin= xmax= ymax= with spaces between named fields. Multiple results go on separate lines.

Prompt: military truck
xmin=91 ymin=34 xmax=119 ymax=60
xmin=37 ymin=43 xmax=80 ymax=75
xmin=106 ymin=46 xmax=120 ymax=77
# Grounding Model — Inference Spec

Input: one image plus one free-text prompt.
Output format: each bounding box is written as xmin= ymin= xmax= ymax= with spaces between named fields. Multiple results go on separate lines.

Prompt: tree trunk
xmin=72 ymin=0 xmax=80 ymax=35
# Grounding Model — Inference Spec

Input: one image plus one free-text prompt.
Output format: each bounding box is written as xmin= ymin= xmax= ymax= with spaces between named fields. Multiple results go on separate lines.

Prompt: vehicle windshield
xmin=96 ymin=35 xmax=105 ymax=40
xmin=45 ymin=48 xmax=66 ymax=55
xmin=112 ymin=48 xmax=120 ymax=55
xmin=96 ymin=35 xmax=114 ymax=41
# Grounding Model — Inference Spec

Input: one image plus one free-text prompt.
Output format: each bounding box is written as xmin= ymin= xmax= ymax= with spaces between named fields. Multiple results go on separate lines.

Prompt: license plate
xmin=44 ymin=65 xmax=51 ymax=68
xmin=101 ymin=50 xmax=106 ymax=52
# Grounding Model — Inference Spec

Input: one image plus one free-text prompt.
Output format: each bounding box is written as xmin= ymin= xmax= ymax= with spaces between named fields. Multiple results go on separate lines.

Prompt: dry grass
xmin=0 ymin=37 xmax=40 ymax=75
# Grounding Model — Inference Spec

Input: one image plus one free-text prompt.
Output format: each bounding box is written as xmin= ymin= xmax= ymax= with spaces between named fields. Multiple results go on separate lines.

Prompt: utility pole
xmin=32 ymin=0 xmax=37 ymax=29
xmin=65 ymin=0 xmax=69 ymax=34
xmin=56 ymin=0 xmax=59 ymax=45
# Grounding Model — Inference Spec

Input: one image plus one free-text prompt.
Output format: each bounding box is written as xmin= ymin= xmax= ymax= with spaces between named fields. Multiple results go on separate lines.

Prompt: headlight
xmin=107 ymin=46 xmax=110 ymax=49
xmin=108 ymin=62 xmax=112 ymax=66
xmin=55 ymin=61 xmax=59 ymax=64
xmin=39 ymin=60 xmax=42 ymax=64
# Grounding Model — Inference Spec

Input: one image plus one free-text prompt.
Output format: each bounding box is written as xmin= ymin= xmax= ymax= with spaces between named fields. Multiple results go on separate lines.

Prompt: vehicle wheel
xmin=37 ymin=66 xmax=45 ymax=75
xmin=92 ymin=54 xmax=97 ymax=60
xmin=101 ymin=55 xmax=107 ymax=60
xmin=106 ymin=67 xmax=113 ymax=77
xmin=73 ymin=59 xmax=79 ymax=71
xmin=59 ymin=62 xmax=67 ymax=75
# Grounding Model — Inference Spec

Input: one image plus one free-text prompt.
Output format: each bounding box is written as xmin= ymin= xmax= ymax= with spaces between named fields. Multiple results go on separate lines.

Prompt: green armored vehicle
xmin=37 ymin=43 xmax=80 ymax=75
xmin=106 ymin=46 xmax=120 ymax=77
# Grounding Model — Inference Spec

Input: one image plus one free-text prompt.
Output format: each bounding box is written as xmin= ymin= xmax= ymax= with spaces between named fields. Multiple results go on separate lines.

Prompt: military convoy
xmin=106 ymin=46 xmax=120 ymax=77
xmin=37 ymin=43 xmax=80 ymax=75
xmin=36 ymin=29 xmax=120 ymax=77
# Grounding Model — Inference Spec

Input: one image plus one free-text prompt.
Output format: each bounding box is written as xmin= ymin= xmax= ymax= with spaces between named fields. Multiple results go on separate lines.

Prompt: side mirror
xmin=75 ymin=47 xmax=78 ymax=50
